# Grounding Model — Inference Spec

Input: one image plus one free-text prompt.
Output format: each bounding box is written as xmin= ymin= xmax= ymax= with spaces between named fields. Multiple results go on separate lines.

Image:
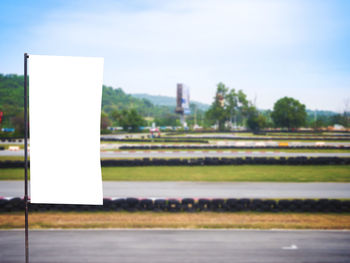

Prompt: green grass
xmin=0 ymin=169 xmax=25 ymax=179
xmin=101 ymin=165 xmax=350 ymax=182
xmin=2 ymin=165 xmax=349 ymax=182
xmin=0 ymin=156 xmax=25 ymax=161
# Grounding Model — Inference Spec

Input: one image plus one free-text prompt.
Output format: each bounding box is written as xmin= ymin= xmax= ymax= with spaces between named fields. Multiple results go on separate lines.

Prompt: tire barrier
xmin=1 ymin=157 xmax=350 ymax=168
xmin=119 ymin=145 xmax=350 ymax=150
xmin=0 ymin=161 xmax=26 ymax=168
xmin=198 ymin=199 xmax=211 ymax=211
xmin=154 ymin=199 xmax=167 ymax=211
xmin=0 ymin=138 xmax=23 ymax=143
xmin=167 ymin=199 xmax=181 ymax=212
xmin=165 ymin=130 xmax=350 ymax=135
xmin=163 ymin=136 xmax=350 ymax=141
xmin=139 ymin=199 xmax=154 ymax=211
xmin=102 ymin=157 xmax=350 ymax=166
xmin=1 ymin=197 xmax=350 ymax=213
xmin=211 ymin=198 xmax=226 ymax=212
xmin=182 ymin=198 xmax=197 ymax=212
xmin=125 ymin=197 xmax=139 ymax=212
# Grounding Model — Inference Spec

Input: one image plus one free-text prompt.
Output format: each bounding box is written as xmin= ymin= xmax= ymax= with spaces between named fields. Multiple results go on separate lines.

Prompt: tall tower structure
xmin=175 ymin=83 xmax=190 ymax=127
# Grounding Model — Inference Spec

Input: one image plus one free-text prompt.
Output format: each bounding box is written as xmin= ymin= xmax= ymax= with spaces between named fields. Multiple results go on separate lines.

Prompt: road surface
xmin=1 ymin=229 xmax=349 ymax=263
xmin=2 ymin=181 xmax=350 ymax=199
xmin=1 ymin=149 xmax=350 ymax=158
xmin=101 ymin=150 xmax=350 ymax=158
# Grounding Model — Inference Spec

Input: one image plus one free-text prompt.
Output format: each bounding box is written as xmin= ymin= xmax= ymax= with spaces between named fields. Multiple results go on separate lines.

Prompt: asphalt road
xmin=2 ymin=181 xmax=350 ymax=198
xmin=1 ymin=229 xmax=349 ymax=263
xmin=1 ymin=149 xmax=350 ymax=158
xmin=101 ymin=151 xmax=350 ymax=158
xmin=101 ymin=141 xmax=350 ymax=149
xmin=2 ymin=140 xmax=350 ymax=146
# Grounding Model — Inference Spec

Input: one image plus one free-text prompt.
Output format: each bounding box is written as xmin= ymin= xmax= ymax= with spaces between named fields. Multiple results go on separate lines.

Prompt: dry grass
xmin=1 ymin=212 xmax=350 ymax=229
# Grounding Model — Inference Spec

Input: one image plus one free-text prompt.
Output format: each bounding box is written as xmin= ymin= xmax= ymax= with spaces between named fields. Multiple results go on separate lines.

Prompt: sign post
xmin=24 ymin=52 xmax=29 ymax=263
xmin=22 ymin=53 xmax=104 ymax=262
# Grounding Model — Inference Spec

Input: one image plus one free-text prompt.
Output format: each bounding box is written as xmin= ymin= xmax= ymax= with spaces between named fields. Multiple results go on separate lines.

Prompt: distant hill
xmin=102 ymin=86 xmax=175 ymax=118
xmin=131 ymin=93 xmax=210 ymax=111
xmin=306 ymin=109 xmax=337 ymax=117
xmin=0 ymin=74 xmax=176 ymax=127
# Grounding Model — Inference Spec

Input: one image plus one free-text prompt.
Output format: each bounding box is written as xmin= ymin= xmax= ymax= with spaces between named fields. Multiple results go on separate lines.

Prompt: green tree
xmin=271 ymin=97 xmax=306 ymax=129
xmin=205 ymin=82 xmax=228 ymax=130
xmin=205 ymin=83 xmax=250 ymax=130
xmin=127 ymin=109 xmax=146 ymax=131
xmin=246 ymin=106 xmax=267 ymax=132
xmin=111 ymin=109 xmax=145 ymax=132
xmin=330 ymin=113 xmax=350 ymax=128
xmin=226 ymin=89 xmax=238 ymax=126
xmin=101 ymin=111 xmax=111 ymax=133
xmin=154 ymin=114 xmax=179 ymax=126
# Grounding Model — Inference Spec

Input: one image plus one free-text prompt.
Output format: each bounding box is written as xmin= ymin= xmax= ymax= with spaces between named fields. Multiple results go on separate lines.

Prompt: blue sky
xmin=0 ymin=0 xmax=349 ymax=111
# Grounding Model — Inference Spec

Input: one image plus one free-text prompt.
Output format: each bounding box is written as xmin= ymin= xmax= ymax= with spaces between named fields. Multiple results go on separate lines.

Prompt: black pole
xmin=24 ymin=53 xmax=29 ymax=263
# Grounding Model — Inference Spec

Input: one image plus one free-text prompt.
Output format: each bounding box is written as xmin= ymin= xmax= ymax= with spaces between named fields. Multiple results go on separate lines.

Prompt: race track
xmin=1 ymin=149 xmax=350 ymax=158
xmin=2 ymin=181 xmax=350 ymax=198
xmin=1 ymin=229 xmax=349 ymax=263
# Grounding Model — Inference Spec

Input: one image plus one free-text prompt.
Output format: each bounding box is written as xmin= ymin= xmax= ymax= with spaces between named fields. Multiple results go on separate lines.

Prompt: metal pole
xmin=24 ymin=53 xmax=29 ymax=263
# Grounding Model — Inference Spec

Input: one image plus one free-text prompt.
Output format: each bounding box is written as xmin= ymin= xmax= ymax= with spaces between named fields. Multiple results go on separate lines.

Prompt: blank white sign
xmin=29 ymin=55 xmax=104 ymax=205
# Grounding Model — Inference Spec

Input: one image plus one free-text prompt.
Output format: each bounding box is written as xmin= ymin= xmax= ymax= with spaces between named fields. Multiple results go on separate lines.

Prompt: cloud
xmin=5 ymin=0 xmax=350 ymax=111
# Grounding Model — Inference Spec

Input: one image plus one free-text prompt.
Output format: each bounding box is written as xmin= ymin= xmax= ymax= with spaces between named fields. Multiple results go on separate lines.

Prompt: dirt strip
xmin=1 ymin=212 xmax=350 ymax=229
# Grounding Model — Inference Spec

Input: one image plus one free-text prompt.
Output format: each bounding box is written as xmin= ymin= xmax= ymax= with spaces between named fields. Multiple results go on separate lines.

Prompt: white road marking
xmin=282 ymin=244 xmax=298 ymax=250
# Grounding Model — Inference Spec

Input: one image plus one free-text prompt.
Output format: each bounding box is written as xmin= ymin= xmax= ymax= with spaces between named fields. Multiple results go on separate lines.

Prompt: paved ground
xmin=3 ymin=140 xmax=350 ymax=146
xmin=1 ymin=149 xmax=350 ymax=158
xmin=1 ymin=229 xmax=349 ymax=263
xmin=101 ymin=142 xmax=350 ymax=149
xmin=2 ymin=181 xmax=350 ymax=198
xmin=101 ymin=151 xmax=350 ymax=158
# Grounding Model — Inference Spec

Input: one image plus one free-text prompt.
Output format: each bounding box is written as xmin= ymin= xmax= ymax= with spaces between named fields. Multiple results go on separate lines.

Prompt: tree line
xmin=205 ymin=82 xmax=349 ymax=131
xmin=0 ymin=74 xmax=349 ymax=136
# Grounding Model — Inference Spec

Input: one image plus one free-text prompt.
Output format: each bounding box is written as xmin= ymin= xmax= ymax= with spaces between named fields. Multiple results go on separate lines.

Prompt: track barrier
xmin=1 ymin=157 xmax=349 ymax=168
xmin=1 ymin=197 xmax=349 ymax=213
xmin=119 ymin=145 xmax=350 ymax=150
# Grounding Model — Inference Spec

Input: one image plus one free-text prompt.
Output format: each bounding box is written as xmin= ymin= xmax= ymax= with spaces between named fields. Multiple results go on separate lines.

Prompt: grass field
xmin=0 ymin=156 xmax=25 ymax=161
xmin=102 ymin=165 xmax=350 ymax=182
xmin=1 ymin=212 xmax=349 ymax=229
xmin=1 ymin=165 xmax=349 ymax=182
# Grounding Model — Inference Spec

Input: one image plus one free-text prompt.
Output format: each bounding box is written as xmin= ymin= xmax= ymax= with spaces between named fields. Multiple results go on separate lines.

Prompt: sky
xmin=0 ymin=0 xmax=349 ymax=112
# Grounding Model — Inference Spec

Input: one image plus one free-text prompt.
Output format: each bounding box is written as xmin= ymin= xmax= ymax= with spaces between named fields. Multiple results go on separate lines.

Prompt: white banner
xmin=29 ymin=55 xmax=104 ymax=205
